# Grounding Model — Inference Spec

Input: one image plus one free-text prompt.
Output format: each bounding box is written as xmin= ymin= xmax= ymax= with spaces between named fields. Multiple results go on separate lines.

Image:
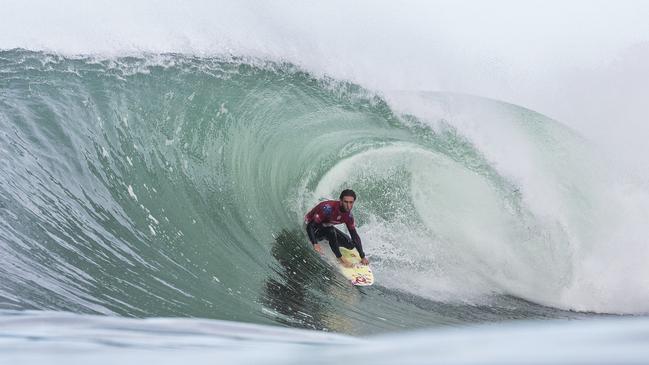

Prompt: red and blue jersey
xmin=304 ymin=200 xmax=356 ymax=231
xmin=304 ymin=200 xmax=364 ymax=258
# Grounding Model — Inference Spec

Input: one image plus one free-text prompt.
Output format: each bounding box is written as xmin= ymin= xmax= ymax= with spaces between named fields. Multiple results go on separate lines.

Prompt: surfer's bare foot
xmin=338 ymin=258 xmax=353 ymax=268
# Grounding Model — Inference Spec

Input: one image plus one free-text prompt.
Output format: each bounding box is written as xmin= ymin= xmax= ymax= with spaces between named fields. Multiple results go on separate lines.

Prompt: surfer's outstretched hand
xmin=313 ymin=243 xmax=323 ymax=255
xmin=361 ymin=257 xmax=369 ymax=265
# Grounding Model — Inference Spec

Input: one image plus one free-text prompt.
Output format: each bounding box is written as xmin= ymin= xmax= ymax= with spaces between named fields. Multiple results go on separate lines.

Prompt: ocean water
xmin=2 ymin=1 xmax=649 ymax=363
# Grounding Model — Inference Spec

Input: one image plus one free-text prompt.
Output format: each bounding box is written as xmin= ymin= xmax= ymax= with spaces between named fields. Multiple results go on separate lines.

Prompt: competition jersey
xmin=304 ymin=200 xmax=356 ymax=231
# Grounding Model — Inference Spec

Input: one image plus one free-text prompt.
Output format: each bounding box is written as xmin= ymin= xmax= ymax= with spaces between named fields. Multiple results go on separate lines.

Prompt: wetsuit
xmin=304 ymin=200 xmax=365 ymax=259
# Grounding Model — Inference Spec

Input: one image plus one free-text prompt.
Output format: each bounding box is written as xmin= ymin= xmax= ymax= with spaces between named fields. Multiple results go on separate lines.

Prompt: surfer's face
xmin=340 ymin=197 xmax=355 ymax=212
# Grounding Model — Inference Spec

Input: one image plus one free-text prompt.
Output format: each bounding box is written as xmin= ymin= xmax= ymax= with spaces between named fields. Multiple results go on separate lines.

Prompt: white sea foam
xmin=2 ymin=1 xmax=648 ymax=156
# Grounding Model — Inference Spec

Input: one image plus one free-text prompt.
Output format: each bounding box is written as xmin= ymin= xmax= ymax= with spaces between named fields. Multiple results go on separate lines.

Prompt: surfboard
xmin=337 ymin=247 xmax=374 ymax=286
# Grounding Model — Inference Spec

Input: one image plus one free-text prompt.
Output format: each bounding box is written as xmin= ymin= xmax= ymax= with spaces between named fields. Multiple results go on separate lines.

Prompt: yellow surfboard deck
xmin=338 ymin=247 xmax=374 ymax=286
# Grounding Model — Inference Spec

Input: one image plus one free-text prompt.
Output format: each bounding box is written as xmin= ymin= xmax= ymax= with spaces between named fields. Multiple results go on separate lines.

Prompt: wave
xmin=2 ymin=50 xmax=648 ymax=325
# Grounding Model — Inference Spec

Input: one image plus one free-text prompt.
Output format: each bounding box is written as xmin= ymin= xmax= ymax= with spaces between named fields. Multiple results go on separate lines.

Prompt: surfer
xmin=304 ymin=189 xmax=369 ymax=268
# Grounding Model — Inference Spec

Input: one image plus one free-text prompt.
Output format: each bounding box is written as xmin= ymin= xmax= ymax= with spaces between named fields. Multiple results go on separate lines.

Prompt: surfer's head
xmin=339 ymin=189 xmax=356 ymax=212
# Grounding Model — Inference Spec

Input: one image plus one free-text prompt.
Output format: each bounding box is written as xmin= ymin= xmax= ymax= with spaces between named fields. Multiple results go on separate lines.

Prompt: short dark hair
xmin=339 ymin=189 xmax=356 ymax=201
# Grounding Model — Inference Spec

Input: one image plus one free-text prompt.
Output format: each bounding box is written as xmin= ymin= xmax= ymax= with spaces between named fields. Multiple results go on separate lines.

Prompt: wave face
xmin=1 ymin=49 xmax=648 ymax=336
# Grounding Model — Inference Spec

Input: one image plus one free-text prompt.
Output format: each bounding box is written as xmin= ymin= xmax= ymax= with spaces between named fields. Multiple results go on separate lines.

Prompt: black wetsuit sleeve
xmin=349 ymin=228 xmax=365 ymax=259
xmin=306 ymin=221 xmax=318 ymax=245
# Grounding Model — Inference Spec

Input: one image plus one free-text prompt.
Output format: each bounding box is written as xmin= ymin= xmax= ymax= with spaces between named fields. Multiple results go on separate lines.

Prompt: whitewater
xmin=2 ymin=1 xmax=649 ymax=363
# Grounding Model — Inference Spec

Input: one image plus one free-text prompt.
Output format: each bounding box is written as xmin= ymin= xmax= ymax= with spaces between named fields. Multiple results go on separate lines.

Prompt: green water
xmin=0 ymin=50 xmax=602 ymax=334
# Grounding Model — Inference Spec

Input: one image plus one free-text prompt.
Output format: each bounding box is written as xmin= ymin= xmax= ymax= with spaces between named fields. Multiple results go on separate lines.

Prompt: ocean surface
xmin=2 ymin=2 xmax=649 ymax=363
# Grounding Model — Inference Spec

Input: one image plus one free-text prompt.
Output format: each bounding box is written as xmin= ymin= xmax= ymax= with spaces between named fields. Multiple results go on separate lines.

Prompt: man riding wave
xmin=304 ymin=189 xmax=369 ymax=268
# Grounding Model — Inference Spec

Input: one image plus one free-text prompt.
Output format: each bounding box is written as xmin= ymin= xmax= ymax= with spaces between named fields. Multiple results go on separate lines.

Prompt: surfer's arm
xmin=348 ymin=228 xmax=365 ymax=259
xmin=305 ymin=221 xmax=319 ymax=245
xmin=305 ymin=221 xmax=326 ymax=255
